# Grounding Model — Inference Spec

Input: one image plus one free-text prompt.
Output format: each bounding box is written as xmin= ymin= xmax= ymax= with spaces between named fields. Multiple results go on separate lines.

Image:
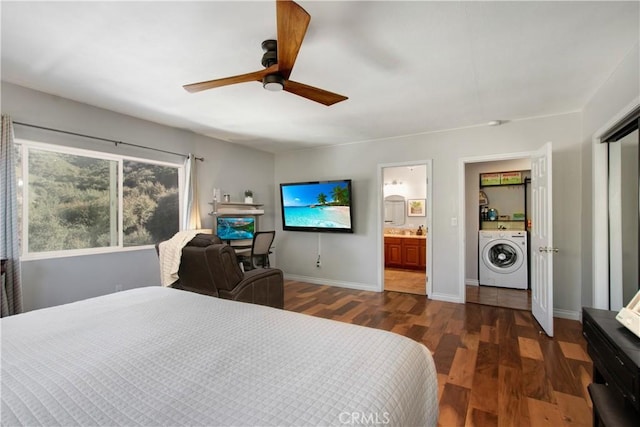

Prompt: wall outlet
xmin=115 ymin=284 xmax=123 ymax=292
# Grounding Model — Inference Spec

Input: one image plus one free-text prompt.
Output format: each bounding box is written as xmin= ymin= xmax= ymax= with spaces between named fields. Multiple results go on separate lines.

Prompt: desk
xmin=582 ymin=307 xmax=640 ymax=426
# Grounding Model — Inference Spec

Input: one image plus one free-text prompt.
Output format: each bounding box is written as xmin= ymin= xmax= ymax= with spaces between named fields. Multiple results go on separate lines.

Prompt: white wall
xmin=275 ymin=113 xmax=582 ymax=314
xmin=465 ymin=158 xmax=531 ymax=283
xmin=2 ymin=82 xmax=275 ymax=311
xmin=6 ymin=44 xmax=637 ymax=315
xmin=581 ymin=43 xmax=640 ymax=309
xmin=383 ymin=165 xmax=427 ymax=229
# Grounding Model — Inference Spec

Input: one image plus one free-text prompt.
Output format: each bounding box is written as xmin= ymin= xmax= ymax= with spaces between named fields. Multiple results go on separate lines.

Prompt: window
xmin=123 ymin=160 xmax=180 ymax=246
xmin=16 ymin=141 xmax=182 ymax=257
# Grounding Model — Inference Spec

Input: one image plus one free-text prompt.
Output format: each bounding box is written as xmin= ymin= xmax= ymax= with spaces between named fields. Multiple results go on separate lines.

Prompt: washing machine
xmin=478 ymin=230 xmax=528 ymax=289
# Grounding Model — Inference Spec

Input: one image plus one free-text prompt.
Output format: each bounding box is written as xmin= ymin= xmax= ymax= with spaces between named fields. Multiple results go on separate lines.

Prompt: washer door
xmin=481 ymin=239 xmax=525 ymax=274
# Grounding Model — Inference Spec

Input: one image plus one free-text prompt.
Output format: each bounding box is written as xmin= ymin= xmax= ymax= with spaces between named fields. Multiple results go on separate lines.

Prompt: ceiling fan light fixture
xmin=263 ymin=74 xmax=284 ymax=92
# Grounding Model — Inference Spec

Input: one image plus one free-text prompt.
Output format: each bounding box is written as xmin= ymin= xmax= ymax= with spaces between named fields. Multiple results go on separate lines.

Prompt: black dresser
xmin=582 ymin=307 xmax=640 ymax=426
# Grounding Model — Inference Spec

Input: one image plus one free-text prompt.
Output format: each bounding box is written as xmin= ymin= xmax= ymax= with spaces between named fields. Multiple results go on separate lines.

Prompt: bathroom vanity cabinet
xmin=384 ymin=235 xmax=426 ymax=270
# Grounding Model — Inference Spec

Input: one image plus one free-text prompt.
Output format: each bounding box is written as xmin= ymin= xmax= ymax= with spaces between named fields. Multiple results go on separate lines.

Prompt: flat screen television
xmin=280 ymin=179 xmax=354 ymax=233
xmin=216 ymin=216 xmax=255 ymax=241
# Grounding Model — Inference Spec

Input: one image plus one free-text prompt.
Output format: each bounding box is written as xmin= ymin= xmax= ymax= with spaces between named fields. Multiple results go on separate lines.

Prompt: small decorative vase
xmin=245 ymin=196 xmax=253 ymax=204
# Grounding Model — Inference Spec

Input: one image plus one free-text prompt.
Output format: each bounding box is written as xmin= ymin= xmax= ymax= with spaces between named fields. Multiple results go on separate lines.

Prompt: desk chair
xmin=236 ymin=231 xmax=275 ymax=270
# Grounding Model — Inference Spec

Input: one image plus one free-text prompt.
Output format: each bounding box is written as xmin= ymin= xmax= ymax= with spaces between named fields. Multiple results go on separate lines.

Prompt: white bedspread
xmin=1 ymin=287 xmax=438 ymax=426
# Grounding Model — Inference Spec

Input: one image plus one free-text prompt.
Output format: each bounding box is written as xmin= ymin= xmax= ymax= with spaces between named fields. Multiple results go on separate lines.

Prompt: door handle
xmin=538 ymin=247 xmax=559 ymax=253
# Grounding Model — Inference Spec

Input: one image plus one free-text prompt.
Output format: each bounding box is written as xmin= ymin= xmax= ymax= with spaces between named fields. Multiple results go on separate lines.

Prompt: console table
xmin=582 ymin=307 xmax=640 ymax=426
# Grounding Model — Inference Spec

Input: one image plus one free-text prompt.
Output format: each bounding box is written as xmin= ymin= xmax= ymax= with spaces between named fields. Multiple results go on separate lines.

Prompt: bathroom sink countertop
xmin=384 ymin=233 xmax=426 ymax=239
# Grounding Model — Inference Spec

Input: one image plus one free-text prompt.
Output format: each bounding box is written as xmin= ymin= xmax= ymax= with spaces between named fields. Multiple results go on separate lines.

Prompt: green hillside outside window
xmin=15 ymin=141 xmax=181 ymax=257
xmin=123 ymin=160 xmax=179 ymax=247
xmin=27 ymin=149 xmax=116 ymax=252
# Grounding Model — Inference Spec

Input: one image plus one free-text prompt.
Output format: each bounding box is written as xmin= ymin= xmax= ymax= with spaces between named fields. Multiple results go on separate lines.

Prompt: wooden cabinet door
xmin=402 ymin=239 xmax=421 ymax=269
xmin=384 ymin=241 xmax=389 ymax=267
xmin=385 ymin=237 xmax=403 ymax=268
xmin=419 ymin=239 xmax=427 ymax=269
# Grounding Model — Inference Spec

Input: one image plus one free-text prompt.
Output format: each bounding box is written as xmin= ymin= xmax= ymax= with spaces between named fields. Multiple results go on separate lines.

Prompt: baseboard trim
xmin=553 ymin=309 xmax=581 ymax=321
xmin=430 ymin=292 xmax=464 ymax=304
xmin=466 ymin=279 xmax=479 ymax=287
xmin=283 ymin=276 xmax=465 ymax=305
xmin=283 ymin=274 xmax=378 ymax=292
xmin=284 ymin=275 xmax=581 ymax=320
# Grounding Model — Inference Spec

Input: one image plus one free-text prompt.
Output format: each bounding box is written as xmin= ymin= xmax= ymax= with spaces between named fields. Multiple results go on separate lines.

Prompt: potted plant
xmin=244 ymin=190 xmax=254 ymax=204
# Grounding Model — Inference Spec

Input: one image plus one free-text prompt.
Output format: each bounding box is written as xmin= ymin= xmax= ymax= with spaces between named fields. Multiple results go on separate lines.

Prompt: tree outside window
xmin=123 ymin=160 xmax=179 ymax=246
xmin=17 ymin=143 xmax=181 ymax=255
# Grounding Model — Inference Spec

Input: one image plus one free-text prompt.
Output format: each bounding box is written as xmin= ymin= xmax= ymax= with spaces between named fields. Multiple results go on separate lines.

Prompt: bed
xmin=1 ymin=287 xmax=438 ymax=426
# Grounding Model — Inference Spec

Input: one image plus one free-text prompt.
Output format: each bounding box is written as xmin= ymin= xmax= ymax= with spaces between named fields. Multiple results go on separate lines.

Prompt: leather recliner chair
xmin=176 ymin=238 xmax=284 ymax=309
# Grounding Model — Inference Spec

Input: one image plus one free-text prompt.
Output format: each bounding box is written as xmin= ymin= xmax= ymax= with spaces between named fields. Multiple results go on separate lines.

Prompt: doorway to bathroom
xmin=379 ymin=161 xmax=432 ymax=296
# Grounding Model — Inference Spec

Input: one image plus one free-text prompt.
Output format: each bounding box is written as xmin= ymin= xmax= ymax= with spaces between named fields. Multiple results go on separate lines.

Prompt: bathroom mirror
xmin=384 ymin=195 xmax=406 ymax=226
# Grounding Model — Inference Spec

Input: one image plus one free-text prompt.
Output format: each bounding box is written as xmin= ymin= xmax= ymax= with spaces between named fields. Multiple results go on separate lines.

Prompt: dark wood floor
xmin=466 ymin=285 xmax=532 ymax=311
xmin=284 ymin=280 xmax=592 ymax=427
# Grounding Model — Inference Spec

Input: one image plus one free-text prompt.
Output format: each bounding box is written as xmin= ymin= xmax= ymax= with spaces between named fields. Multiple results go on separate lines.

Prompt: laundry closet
xmin=464 ymin=159 xmax=532 ymax=308
xmin=478 ymin=170 xmax=531 ymax=290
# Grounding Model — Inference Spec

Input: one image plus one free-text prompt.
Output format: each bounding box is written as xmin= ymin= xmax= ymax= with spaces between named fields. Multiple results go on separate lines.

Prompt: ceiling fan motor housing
xmin=261 ymin=39 xmax=278 ymax=68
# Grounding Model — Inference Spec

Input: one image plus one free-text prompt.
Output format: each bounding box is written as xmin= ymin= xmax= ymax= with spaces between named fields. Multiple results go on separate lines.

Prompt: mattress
xmin=1 ymin=287 xmax=438 ymax=426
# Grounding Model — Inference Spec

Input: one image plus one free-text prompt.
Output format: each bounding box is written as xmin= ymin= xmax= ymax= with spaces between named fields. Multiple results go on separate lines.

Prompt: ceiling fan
xmin=183 ymin=0 xmax=348 ymax=106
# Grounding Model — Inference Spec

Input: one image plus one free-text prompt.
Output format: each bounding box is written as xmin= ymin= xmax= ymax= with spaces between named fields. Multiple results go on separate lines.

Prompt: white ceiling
xmin=2 ymin=1 xmax=638 ymax=153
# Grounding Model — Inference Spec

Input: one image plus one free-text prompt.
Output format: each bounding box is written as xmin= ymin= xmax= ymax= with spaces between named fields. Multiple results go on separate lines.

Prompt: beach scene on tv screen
xmin=282 ymin=182 xmax=351 ymax=229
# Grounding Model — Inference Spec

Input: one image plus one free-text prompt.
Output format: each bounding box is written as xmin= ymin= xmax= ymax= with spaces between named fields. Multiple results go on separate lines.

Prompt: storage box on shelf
xmin=479 ymin=170 xmax=530 ymax=231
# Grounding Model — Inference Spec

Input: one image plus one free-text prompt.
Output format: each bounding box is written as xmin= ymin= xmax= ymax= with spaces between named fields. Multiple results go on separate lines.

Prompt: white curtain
xmin=1 ymin=114 xmax=23 ymax=317
xmin=181 ymin=154 xmax=201 ymax=230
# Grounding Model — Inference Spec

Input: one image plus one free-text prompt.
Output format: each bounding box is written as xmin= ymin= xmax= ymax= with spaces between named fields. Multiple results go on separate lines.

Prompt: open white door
xmin=531 ymin=142 xmax=554 ymax=336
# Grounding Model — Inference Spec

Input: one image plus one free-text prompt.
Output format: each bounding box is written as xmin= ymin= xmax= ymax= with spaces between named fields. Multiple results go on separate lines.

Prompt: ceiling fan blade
xmin=183 ymin=65 xmax=278 ymax=93
xmin=284 ymin=80 xmax=348 ymax=106
xmin=276 ymin=0 xmax=310 ymax=80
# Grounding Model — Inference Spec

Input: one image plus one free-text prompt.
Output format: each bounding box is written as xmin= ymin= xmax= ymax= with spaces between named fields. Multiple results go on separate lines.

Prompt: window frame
xmin=16 ymin=139 xmax=184 ymax=260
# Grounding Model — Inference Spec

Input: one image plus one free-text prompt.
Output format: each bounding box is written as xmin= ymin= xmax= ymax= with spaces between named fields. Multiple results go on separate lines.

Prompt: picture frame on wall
xmin=407 ymin=199 xmax=426 ymax=217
